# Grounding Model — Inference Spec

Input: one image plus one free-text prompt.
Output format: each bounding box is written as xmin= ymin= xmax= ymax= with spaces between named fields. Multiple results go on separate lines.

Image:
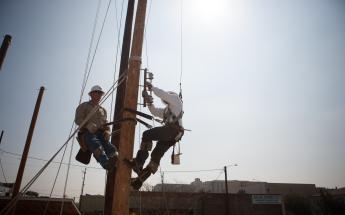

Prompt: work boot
xmin=123 ymin=158 xmax=143 ymax=175
xmin=131 ymin=178 xmax=143 ymax=191
xmin=104 ymin=156 xmax=118 ymax=172
xmin=130 ymin=167 xmax=152 ymax=190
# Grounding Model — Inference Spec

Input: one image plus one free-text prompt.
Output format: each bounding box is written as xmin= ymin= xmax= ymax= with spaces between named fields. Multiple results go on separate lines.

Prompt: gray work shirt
xmin=75 ymin=101 xmax=108 ymax=130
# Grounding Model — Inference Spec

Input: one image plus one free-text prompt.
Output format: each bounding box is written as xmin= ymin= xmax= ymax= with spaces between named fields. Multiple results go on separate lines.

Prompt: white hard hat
xmin=89 ymin=85 xmax=104 ymax=95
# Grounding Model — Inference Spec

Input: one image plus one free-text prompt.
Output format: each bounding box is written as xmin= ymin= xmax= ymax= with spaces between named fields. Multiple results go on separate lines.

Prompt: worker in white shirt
xmin=125 ymin=84 xmax=184 ymax=190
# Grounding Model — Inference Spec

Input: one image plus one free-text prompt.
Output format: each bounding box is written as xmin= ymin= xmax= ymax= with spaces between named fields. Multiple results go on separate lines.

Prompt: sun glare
xmin=192 ymin=0 xmax=247 ymax=31
xmin=195 ymin=0 xmax=228 ymax=23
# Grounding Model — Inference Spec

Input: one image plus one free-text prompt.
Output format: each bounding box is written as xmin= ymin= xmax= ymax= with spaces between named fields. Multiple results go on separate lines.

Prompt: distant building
xmin=153 ymin=183 xmax=196 ymax=193
xmin=79 ymin=194 xmax=104 ymax=215
xmin=265 ymin=182 xmax=316 ymax=196
xmin=80 ymin=192 xmax=284 ymax=215
xmin=0 ymin=182 xmax=13 ymax=197
xmin=79 ymin=179 xmax=326 ymax=214
xmin=153 ymin=178 xmax=317 ymax=196
xmin=316 ymin=187 xmax=345 ymax=204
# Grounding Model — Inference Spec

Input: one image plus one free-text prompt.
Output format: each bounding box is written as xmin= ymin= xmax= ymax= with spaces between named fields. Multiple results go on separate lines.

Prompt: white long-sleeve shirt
xmin=148 ymin=86 xmax=183 ymax=126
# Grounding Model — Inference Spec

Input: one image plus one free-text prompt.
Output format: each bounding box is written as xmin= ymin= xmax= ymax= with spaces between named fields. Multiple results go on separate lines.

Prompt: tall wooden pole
xmin=0 ymin=35 xmax=12 ymax=70
xmin=112 ymin=0 xmax=147 ymax=214
xmin=11 ymin=87 xmax=45 ymax=213
xmin=224 ymin=166 xmax=230 ymax=215
xmin=104 ymin=0 xmax=135 ymax=214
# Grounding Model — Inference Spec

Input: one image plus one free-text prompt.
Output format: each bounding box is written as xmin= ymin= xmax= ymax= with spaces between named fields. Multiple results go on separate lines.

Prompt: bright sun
xmin=195 ymin=0 xmax=228 ymax=23
xmin=192 ymin=0 xmax=247 ymax=31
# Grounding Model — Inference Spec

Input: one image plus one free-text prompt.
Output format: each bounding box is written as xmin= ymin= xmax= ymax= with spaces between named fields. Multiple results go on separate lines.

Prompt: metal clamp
xmin=143 ymin=68 xmax=154 ymax=107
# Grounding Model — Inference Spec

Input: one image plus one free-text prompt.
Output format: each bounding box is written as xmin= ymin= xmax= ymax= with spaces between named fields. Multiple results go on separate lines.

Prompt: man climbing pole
xmin=125 ymin=83 xmax=184 ymax=190
xmin=75 ymin=85 xmax=118 ymax=171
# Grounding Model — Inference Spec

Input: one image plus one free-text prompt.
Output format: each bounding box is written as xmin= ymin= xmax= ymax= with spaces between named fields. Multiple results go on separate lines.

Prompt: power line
xmin=0 ymin=148 xmax=103 ymax=170
xmin=1 ymin=148 xmax=237 ymax=175
xmin=163 ymin=168 xmax=223 ymax=173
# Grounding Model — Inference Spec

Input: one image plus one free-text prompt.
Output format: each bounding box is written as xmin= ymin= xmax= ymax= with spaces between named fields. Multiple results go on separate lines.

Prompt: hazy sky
xmin=1 ymin=0 xmax=345 ymax=200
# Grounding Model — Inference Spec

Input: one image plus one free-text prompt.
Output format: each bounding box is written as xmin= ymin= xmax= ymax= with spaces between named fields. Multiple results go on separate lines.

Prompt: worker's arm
xmin=151 ymin=86 xmax=176 ymax=104
xmin=147 ymin=103 xmax=164 ymax=119
xmin=75 ymin=104 xmax=86 ymax=126
xmin=102 ymin=107 xmax=110 ymax=131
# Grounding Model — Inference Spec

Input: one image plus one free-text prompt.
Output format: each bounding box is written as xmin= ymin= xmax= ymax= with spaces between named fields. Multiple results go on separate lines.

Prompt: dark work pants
xmin=136 ymin=125 xmax=179 ymax=167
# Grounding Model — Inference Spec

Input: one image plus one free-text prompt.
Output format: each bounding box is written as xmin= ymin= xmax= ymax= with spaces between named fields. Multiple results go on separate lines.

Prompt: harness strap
xmin=124 ymin=108 xmax=153 ymax=120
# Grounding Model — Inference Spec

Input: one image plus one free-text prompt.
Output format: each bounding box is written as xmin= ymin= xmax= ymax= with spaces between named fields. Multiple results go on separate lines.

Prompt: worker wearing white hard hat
xmin=125 ymin=83 xmax=184 ymax=190
xmin=75 ymin=85 xmax=117 ymax=171
xmin=88 ymin=85 xmax=104 ymax=95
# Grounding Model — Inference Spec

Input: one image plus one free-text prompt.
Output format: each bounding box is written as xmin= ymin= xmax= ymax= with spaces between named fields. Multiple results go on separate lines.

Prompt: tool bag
xmin=171 ymin=142 xmax=181 ymax=165
xmin=75 ymin=130 xmax=92 ymax=164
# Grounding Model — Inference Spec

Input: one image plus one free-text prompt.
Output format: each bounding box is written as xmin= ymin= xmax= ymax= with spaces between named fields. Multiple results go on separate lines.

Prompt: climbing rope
xmin=109 ymin=0 xmax=126 ymax=121
xmin=0 ymin=156 xmax=7 ymax=184
xmin=81 ymin=0 xmax=114 ymax=100
xmin=144 ymin=0 xmax=153 ymax=68
xmin=179 ymin=0 xmax=183 ymax=100
xmin=79 ymin=0 xmax=102 ymax=104
xmin=61 ymin=0 xmax=126 ymax=213
xmin=43 ymin=0 xmax=107 ymax=214
xmin=42 ymin=142 xmax=69 ymax=215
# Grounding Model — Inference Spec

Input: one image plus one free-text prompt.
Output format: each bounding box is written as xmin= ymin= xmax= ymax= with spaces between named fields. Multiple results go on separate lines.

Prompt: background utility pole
xmin=0 ymin=130 xmax=8 ymax=184
xmin=0 ymin=130 xmax=4 ymax=145
xmin=11 ymin=86 xmax=45 ymax=211
xmin=0 ymin=35 xmax=12 ymax=70
xmin=224 ymin=166 xmax=230 ymax=215
xmin=12 ymin=87 xmax=45 ymax=197
xmin=104 ymin=0 xmax=135 ymax=214
xmin=79 ymin=167 xmax=87 ymax=211
xmin=112 ymin=0 xmax=147 ymax=214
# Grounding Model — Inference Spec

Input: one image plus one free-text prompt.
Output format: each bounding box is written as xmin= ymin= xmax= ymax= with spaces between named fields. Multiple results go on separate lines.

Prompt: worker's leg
xmin=131 ymin=140 xmax=176 ymax=190
xmin=131 ymin=126 xmax=177 ymax=173
xmin=99 ymin=132 xmax=117 ymax=158
xmin=99 ymin=133 xmax=118 ymax=170
xmin=150 ymin=140 xmax=176 ymax=166
xmin=84 ymin=131 xmax=114 ymax=170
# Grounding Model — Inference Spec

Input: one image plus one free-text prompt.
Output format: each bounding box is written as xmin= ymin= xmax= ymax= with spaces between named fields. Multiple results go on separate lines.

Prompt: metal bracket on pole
xmin=142 ymin=68 xmax=153 ymax=107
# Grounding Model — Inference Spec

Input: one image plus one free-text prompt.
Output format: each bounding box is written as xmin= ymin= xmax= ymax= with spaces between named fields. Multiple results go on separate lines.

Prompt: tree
xmin=318 ymin=189 xmax=345 ymax=215
xmin=284 ymin=193 xmax=312 ymax=215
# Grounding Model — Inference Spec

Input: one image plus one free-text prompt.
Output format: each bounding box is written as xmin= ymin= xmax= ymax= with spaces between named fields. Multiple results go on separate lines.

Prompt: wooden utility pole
xmin=104 ymin=0 xmax=135 ymax=214
xmin=224 ymin=166 xmax=230 ymax=215
xmin=0 ymin=34 xmax=12 ymax=70
xmin=111 ymin=0 xmax=147 ymax=214
xmin=11 ymin=86 xmax=45 ymax=212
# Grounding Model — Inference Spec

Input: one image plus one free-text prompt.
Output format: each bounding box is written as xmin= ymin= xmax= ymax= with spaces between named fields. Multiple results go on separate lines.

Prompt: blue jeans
xmin=84 ymin=130 xmax=117 ymax=168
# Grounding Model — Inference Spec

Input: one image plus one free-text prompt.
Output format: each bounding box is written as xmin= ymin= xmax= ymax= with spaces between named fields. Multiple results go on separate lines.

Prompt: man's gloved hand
xmin=146 ymin=95 xmax=153 ymax=104
xmin=86 ymin=123 xmax=98 ymax=134
xmin=142 ymin=91 xmax=153 ymax=105
xmin=103 ymin=130 xmax=111 ymax=141
xmin=146 ymin=82 xmax=153 ymax=91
